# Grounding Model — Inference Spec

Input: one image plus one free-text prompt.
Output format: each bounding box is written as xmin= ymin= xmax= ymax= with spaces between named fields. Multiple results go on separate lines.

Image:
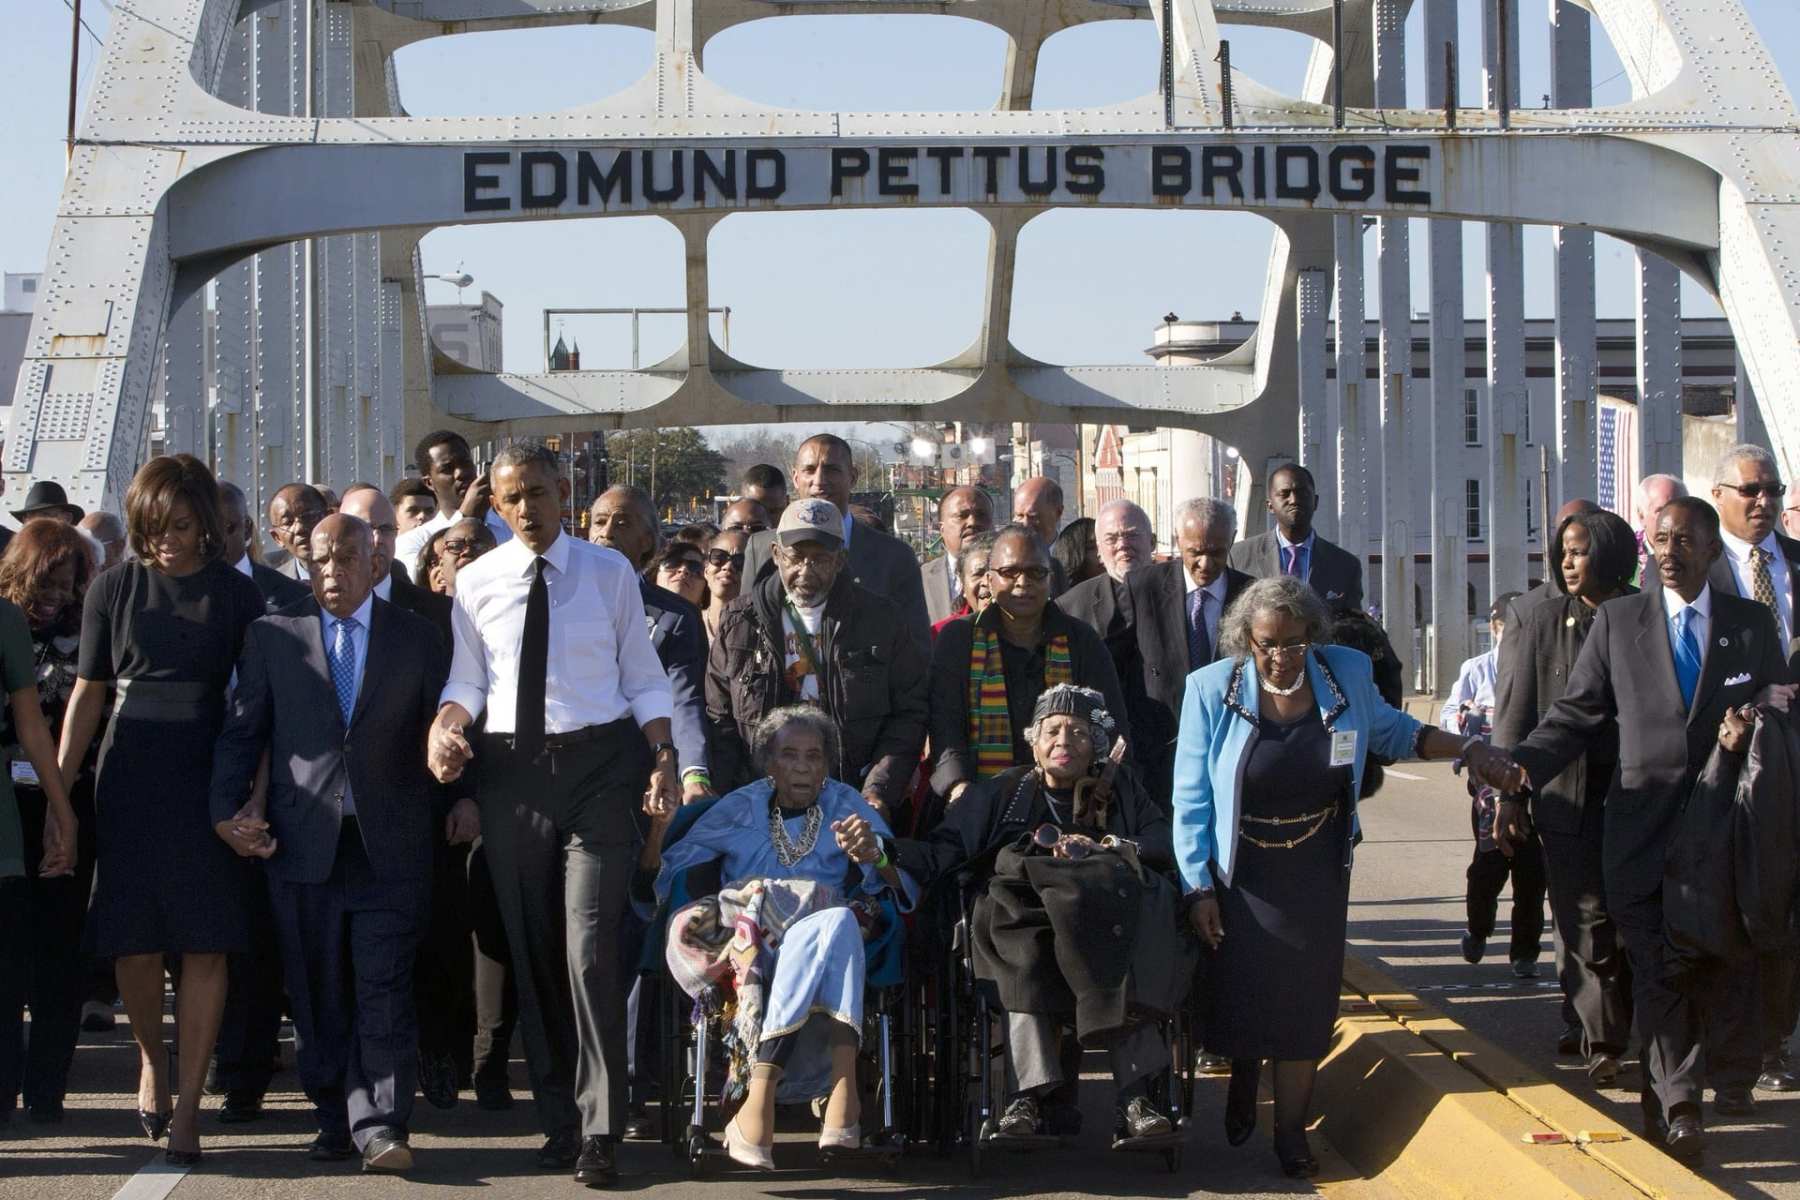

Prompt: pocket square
xmin=1724 ymin=672 xmax=1752 ymax=686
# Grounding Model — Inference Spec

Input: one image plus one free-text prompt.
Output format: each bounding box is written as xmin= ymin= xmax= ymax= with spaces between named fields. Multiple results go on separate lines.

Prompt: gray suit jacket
xmin=1706 ymin=530 xmax=1800 ymax=647
xmin=922 ymin=554 xmax=958 ymax=626
xmin=210 ymin=597 xmax=449 ymax=887
xmin=1227 ymin=528 xmax=1364 ymax=614
xmin=745 ymin=520 xmax=930 ymax=651
xmin=1510 ymin=587 xmax=1790 ymax=902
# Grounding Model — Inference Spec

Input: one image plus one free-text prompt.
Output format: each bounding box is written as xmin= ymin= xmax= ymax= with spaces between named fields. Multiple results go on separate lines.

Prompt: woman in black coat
xmin=1492 ymin=508 xmax=1638 ymax=1078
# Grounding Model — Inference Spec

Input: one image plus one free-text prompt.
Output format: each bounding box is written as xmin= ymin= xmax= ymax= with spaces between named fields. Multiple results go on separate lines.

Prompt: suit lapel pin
xmin=1565 ymin=616 xmax=1576 ymax=627
xmin=1719 ymin=636 xmax=1729 ymax=647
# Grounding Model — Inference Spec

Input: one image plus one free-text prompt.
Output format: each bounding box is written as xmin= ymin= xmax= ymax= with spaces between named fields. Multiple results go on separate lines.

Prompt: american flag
xmin=1597 ymin=401 xmax=1637 ymax=519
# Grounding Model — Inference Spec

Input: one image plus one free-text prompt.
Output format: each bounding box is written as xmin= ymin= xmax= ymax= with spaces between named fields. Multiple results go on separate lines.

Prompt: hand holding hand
xmin=681 ymin=778 xmax=715 ymax=806
xmin=215 ymin=799 xmax=276 ymax=859
xmin=642 ymin=777 xmax=678 ymax=825
xmin=1466 ymin=742 xmax=1528 ymax=794
xmin=860 ymin=789 xmax=888 ymax=819
xmin=444 ymin=797 xmax=481 ymax=845
xmin=38 ymin=803 xmax=76 ymax=878
xmin=1493 ymin=796 xmax=1530 ymax=859
xmin=1719 ymin=705 xmax=1755 ymax=754
xmin=429 ymin=718 xmax=474 ymax=783
xmin=1188 ymin=894 xmax=1223 ymax=948
xmin=832 ymin=814 xmax=880 ymax=865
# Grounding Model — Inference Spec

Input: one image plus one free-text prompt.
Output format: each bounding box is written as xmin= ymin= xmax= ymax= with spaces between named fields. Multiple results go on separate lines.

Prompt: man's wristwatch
xmin=649 ymin=740 xmax=678 ymax=760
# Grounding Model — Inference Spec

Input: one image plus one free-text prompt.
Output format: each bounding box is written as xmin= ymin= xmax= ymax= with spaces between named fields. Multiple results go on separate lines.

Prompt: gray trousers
xmin=1004 ymin=1012 xmax=1167 ymax=1097
xmin=1539 ymin=824 xmax=1632 ymax=1058
xmin=479 ymin=722 xmax=649 ymax=1139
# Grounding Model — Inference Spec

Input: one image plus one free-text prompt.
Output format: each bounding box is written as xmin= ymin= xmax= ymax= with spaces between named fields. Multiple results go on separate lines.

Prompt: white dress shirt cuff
xmin=438 ymin=683 xmax=489 ymax=725
xmin=627 ymin=692 xmax=676 ymax=729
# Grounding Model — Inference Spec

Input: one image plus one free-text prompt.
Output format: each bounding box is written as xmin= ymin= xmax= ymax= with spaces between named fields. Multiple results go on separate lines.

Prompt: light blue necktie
xmin=1672 ymin=606 xmax=1702 ymax=711
xmin=329 ymin=617 xmax=358 ymax=726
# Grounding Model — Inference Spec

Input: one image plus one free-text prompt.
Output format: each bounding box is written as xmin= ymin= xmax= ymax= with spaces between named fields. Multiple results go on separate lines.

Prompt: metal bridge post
xmin=1551 ymin=0 xmax=1597 ymax=516
xmin=1636 ymin=250 xmax=1684 ymax=480
xmin=1426 ymin=0 xmax=1469 ymax=694
xmin=1484 ymin=0 xmax=1527 ymax=599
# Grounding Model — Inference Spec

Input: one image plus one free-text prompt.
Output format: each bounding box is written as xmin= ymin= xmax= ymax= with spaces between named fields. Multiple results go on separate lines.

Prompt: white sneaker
xmin=723 ymin=1117 xmax=775 ymax=1170
xmin=818 ymin=1123 xmax=861 ymax=1151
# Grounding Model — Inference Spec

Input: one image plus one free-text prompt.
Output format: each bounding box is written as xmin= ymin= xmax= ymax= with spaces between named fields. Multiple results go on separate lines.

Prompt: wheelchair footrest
xmin=980 ymin=1130 xmax=1061 ymax=1152
xmin=1109 ymin=1130 xmax=1186 ymax=1153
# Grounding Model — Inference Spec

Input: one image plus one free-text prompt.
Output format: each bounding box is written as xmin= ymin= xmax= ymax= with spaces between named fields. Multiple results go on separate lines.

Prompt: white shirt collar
xmin=1720 ymin=527 xmax=1779 ymax=563
xmin=324 ymin=592 xmax=375 ymax=631
xmin=1183 ymin=566 xmax=1229 ymax=604
xmin=234 ymin=553 xmax=253 ymax=578
xmin=841 ymin=510 xmax=854 ymax=549
xmin=1663 ymin=582 xmax=1712 ymax=624
xmin=498 ymin=530 xmax=569 ymax=576
xmin=373 ymin=574 xmax=392 ymax=601
xmin=1275 ymin=528 xmax=1315 ymax=553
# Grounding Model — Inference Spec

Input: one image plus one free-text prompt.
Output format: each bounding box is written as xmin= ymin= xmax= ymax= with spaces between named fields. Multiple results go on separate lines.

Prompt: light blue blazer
xmin=1171 ymin=645 xmax=1422 ymax=892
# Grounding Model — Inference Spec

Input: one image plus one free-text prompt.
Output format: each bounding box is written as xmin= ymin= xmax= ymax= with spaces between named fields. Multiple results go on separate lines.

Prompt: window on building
xmin=1463 ymin=389 xmax=1480 ymax=446
xmin=1465 ymin=479 xmax=1482 ymax=541
xmin=1524 ymin=483 xmax=1536 ymax=539
xmin=20 ymin=278 xmax=36 ymax=293
xmin=1522 ymin=395 xmax=1532 ymax=445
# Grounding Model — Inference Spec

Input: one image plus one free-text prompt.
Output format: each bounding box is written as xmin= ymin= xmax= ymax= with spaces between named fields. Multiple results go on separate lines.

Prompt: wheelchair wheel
xmin=686 ymin=1126 xmax=710 ymax=1176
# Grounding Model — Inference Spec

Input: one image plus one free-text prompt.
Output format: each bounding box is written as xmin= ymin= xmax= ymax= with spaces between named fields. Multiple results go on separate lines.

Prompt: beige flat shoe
xmin=818 ymin=1123 xmax=861 ymax=1151
xmin=723 ymin=1117 xmax=775 ymax=1170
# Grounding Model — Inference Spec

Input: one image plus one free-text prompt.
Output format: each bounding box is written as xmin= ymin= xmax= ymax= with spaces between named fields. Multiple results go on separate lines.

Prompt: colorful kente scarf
xmin=968 ymin=611 xmax=1073 ymax=780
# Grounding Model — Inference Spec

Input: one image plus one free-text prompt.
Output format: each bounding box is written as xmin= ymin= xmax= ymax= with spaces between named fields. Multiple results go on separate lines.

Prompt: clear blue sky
xmin=5 ymin=1 xmax=1797 ymax=379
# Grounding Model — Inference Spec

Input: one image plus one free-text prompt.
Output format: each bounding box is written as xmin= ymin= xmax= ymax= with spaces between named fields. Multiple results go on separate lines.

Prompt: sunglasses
xmin=1032 ymin=824 xmax=1092 ymax=860
xmin=705 ymin=550 xmax=746 ymax=570
xmin=659 ymin=558 xmax=704 ymax=577
xmin=990 ymin=564 xmax=1050 ymax=583
xmin=1718 ymin=481 xmax=1787 ymax=500
xmin=441 ymin=538 xmax=491 ymax=556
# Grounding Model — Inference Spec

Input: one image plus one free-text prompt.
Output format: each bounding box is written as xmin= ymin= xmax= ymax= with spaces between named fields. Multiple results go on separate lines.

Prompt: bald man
xmin=923 ymin=485 xmax=995 ymax=624
xmin=1012 ymin=476 xmax=1070 ymax=598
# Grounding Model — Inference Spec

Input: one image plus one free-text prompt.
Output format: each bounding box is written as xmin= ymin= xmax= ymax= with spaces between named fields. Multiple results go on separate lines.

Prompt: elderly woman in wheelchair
xmin=646 ymin=705 xmax=916 ymax=1171
xmin=897 ymin=684 xmax=1195 ymax=1149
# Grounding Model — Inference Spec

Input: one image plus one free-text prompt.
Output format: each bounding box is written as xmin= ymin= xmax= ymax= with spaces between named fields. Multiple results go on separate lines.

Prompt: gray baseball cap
xmin=776 ymin=497 xmax=845 ymax=549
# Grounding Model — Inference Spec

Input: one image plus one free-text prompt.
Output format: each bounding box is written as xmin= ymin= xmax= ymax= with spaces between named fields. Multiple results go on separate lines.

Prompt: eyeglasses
xmin=705 ymin=550 xmax=746 ymax=570
xmin=442 ymin=538 xmax=490 ymax=556
xmin=1718 ymin=481 xmax=1787 ymax=500
xmin=724 ymin=521 xmax=768 ymax=534
xmin=1032 ymin=824 xmax=1092 ymax=860
xmin=1248 ymin=636 xmax=1310 ymax=658
xmin=989 ymin=564 xmax=1050 ymax=583
xmin=660 ymin=559 xmax=704 ymax=577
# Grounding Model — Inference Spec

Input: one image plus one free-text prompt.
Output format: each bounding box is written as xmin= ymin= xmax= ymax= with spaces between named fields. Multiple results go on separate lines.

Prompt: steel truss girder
xmin=7 ymin=0 xmax=1800 ymax=522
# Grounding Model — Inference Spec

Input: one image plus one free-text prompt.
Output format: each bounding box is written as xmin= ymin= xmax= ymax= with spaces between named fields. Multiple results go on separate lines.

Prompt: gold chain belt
xmin=1241 ymin=805 xmax=1337 ymax=850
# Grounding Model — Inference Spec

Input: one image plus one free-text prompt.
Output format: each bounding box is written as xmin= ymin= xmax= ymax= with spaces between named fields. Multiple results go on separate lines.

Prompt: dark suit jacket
xmin=1706 ymin=530 xmax=1800 ymax=643
xmin=385 ymin=563 xmax=452 ymax=652
xmin=248 ymin=560 xmax=310 ymax=615
xmin=1122 ymin=562 xmax=1253 ymax=787
xmin=744 ymin=519 xmax=930 ymax=651
xmin=1227 ymin=528 xmax=1364 ymax=614
xmin=1510 ymin=588 xmax=1791 ymax=903
xmin=1054 ymin=572 xmax=1130 ymax=643
xmin=639 ymin=579 xmax=710 ymax=781
xmin=210 ymin=597 xmax=450 ymax=887
xmin=1492 ymin=589 xmax=1627 ymax=835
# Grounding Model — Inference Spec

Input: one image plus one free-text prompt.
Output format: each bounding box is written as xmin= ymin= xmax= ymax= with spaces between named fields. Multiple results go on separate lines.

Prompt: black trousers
xmin=0 ymin=788 xmax=95 ymax=1113
xmin=414 ymin=838 xmax=475 ymax=1081
xmin=1757 ymin=951 xmax=1799 ymax=1059
xmin=269 ymin=820 xmax=427 ymax=1148
xmin=467 ymin=841 xmax=516 ymax=1087
xmin=215 ymin=862 xmax=285 ymax=1096
xmin=478 ymin=721 xmax=649 ymax=1139
xmin=1539 ymin=822 xmax=1632 ymax=1058
xmin=1613 ymin=889 xmax=1760 ymax=1125
xmin=1465 ymin=838 xmax=1547 ymax=962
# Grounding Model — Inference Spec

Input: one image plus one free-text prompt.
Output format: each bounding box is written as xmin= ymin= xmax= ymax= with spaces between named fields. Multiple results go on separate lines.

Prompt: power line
xmin=54 ymin=0 xmax=106 ymax=46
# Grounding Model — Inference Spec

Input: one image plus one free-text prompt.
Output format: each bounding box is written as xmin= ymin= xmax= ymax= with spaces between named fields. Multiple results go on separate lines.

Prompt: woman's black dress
xmin=1205 ymin=708 xmax=1352 ymax=1061
xmin=81 ymin=558 xmax=265 ymax=957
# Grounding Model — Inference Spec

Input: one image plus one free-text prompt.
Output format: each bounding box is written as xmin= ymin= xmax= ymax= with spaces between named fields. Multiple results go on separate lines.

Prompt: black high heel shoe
xmin=139 ymin=1109 xmax=172 ymax=1141
xmin=164 ymin=1146 xmax=204 ymax=1167
xmin=1273 ymin=1128 xmax=1319 ymax=1179
xmin=1225 ymin=1059 xmax=1260 ymax=1147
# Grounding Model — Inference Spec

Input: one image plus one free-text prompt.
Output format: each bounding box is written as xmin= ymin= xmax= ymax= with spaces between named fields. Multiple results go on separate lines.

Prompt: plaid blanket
xmin=665 ymin=877 xmax=845 ymax=1101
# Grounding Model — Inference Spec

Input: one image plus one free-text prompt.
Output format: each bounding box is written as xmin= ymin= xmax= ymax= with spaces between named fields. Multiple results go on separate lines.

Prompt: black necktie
xmin=516 ymin=556 xmax=549 ymax=759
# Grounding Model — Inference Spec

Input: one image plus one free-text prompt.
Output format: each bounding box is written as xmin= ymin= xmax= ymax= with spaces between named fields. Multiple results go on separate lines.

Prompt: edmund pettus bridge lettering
xmin=460 ymin=142 xmax=1435 ymax=215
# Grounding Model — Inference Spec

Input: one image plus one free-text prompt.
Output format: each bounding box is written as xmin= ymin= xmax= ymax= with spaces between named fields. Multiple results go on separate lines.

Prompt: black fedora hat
xmin=11 ymin=480 xmax=85 ymax=524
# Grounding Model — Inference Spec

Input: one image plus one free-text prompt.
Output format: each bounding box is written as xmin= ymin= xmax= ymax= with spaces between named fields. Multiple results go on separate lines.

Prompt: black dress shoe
xmin=573 ymin=1136 xmax=617 ymax=1187
xmin=218 ymin=1091 xmax=264 ymax=1124
xmin=1713 ymin=1086 xmax=1756 ymax=1117
xmin=621 ymin=1105 xmax=655 ymax=1141
xmin=139 ymin=1109 xmax=172 ymax=1141
xmin=475 ymin=1080 xmax=514 ymax=1111
xmin=1664 ymin=1113 xmax=1704 ymax=1165
xmin=1756 ymin=1059 xmax=1800 ymax=1092
xmin=419 ymin=1051 xmax=459 ymax=1111
xmin=26 ymin=1102 xmax=64 ymax=1124
xmin=1556 ymin=1023 xmax=1583 ymax=1056
xmin=1274 ymin=1129 xmax=1319 ymax=1178
xmin=1225 ymin=1058 xmax=1260 ymax=1147
xmin=1114 ymin=1096 xmax=1173 ymax=1141
xmin=362 ymin=1129 xmax=414 ymax=1173
xmin=537 ymin=1130 xmax=581 ymax=1169
xmin=164 ymin=1146 xmax=204 ymax=1167
xmin=307 ymin=1133 xmax=356 ymax=1162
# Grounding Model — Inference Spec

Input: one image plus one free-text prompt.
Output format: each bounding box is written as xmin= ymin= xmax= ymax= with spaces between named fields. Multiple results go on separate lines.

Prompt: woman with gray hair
xmin=646 ymin=705 xmax=916 ymax=1169
xmin=1171 ymin=576 xmax=1514 ymax=1178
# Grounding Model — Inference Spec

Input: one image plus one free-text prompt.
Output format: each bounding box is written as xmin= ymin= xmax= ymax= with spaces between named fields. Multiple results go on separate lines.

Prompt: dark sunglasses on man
xmin=1718 ymin=481 xmax=1787 ymax=499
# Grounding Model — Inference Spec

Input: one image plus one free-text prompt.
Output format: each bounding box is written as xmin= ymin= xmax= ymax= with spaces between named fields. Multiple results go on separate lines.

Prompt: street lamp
xmin=425 ymin=272 xmax=475 ymax=301
xmin=910 ymin=437 xmax=936 ymax=461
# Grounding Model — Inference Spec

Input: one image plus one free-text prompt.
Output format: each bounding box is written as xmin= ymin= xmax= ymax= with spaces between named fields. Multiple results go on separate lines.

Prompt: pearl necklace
xmin=1260 ymin=672 xmax=1307 ymax=697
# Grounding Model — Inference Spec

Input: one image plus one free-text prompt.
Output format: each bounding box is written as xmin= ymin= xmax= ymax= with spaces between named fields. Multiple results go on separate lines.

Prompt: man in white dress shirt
xmin=427 ymin=442 xmax=676 ymax=1188
xmin=394 ymin=430 xmax=513 ymax=583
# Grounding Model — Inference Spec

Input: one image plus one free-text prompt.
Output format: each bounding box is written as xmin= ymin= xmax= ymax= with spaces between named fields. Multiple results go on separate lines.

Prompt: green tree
xmin=607 ymin=427 xmax=729 ymax=518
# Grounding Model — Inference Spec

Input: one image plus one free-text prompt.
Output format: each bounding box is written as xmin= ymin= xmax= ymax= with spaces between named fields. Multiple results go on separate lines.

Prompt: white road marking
xmin=108 ymin=1159 xmax=191 ymax=1200
xmin=1383 ymin=769 xmax=1426 ymax=781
